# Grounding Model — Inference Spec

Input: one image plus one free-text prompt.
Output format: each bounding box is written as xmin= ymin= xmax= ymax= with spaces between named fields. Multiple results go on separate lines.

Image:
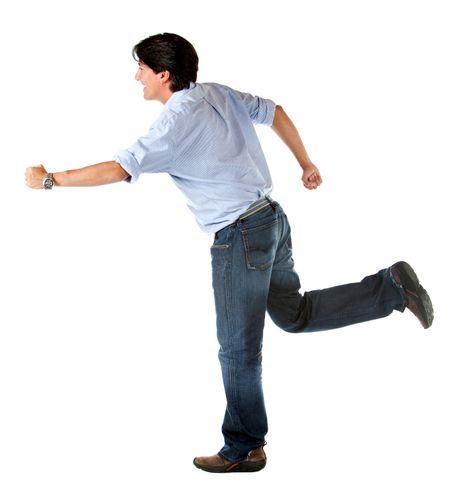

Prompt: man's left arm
xmin=271 ymin=105 xmax=322 ymax=190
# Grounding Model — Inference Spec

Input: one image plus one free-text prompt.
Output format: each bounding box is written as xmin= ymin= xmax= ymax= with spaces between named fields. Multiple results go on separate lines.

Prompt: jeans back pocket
xmin=241 ymin=218 xmax=279 ymax=271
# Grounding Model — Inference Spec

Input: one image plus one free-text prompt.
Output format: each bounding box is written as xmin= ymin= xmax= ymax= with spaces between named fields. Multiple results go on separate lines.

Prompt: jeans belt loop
xmin=265 ymin=195 xmax=276 ymax=210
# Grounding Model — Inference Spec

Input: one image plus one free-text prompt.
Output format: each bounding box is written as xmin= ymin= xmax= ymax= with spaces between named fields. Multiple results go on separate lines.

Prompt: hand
xmin=25 ymin=164 xmax=48 ymax=189
xmin=302 ymin=163 xmax=322 ymax=190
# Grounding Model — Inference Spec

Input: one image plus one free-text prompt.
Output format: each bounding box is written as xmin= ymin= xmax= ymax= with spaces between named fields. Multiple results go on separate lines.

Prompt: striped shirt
xmin=114 ymin=82 xmax=276 ymax=233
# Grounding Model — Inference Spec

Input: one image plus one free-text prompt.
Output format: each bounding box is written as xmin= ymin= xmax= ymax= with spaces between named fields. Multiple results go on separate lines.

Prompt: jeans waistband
xmin=238 ymin=196 xmax=276 ymax=221
xmin=214 ymin=196 xmax=277 ymax=240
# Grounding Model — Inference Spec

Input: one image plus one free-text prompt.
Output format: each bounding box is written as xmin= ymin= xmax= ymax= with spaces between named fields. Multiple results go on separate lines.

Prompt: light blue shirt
xmin=114 ymin=82 xmax=276 ymax=234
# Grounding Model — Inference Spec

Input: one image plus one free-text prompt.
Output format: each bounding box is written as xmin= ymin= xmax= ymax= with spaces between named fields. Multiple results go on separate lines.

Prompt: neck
xmin=160 ymin=87 xmax=174 ymax=104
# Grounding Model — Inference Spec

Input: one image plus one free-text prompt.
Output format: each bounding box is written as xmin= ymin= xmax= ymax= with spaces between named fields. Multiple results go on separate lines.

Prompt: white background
xmin=1 ymin=0 xmax=449 ymax=489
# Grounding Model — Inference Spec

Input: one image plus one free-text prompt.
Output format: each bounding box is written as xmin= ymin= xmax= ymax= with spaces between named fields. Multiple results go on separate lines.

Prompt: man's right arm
xmin=25 ymin=161 xmax=130 ymax=189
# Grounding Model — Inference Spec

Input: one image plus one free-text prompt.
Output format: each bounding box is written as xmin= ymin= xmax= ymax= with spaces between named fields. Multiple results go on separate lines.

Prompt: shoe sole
xmin=193 ymin=459 xmax=266 ymax=473
xmin=392 ymin=261 xmax=434 ymax=328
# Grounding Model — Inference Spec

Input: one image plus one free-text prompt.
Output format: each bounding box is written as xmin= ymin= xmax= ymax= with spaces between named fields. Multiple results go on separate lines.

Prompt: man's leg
xmin=195 ymin=205 xmax=280 ymax=471
xmin=267 ymin=208 xmax=431 ymax=333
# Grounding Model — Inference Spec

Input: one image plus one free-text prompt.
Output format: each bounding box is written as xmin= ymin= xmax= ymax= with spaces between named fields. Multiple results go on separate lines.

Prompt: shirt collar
xmin=165 ymin=82 xmax=196 ymax=109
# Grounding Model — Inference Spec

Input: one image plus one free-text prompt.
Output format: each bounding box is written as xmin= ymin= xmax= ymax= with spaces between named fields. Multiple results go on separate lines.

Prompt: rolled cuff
xmin=261 ymin=99 xmax=276 ymax=126
xmin=113 ymin=150 xmax=142 ymax=184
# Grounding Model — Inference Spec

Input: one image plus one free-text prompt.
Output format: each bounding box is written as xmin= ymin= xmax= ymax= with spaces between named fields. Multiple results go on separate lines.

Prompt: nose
xmin=135 ymin=69 xmax=140 ymax=81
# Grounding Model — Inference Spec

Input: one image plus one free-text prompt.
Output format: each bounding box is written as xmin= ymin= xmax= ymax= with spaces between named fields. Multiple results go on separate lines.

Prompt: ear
xmin=159 ymin=70 xmax=171 ymax=85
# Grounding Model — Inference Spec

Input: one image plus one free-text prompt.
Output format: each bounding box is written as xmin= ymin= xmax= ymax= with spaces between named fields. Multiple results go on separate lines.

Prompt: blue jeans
xmin=210 ymin=198 xmax=406 ymax=463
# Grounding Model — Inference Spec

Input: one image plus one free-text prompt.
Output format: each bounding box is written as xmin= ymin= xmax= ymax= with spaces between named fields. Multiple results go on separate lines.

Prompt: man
xmin=25 ymin=33 xmax=434 ymax=473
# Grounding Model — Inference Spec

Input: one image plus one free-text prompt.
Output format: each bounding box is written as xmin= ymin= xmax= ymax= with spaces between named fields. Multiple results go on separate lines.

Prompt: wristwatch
xmin=42 ymin=173 xmax=54 ymax=190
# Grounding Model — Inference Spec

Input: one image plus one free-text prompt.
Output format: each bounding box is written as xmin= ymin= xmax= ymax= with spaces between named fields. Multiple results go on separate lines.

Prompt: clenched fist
xmin=301 ymin=163 xmax=322 ymax=190
xmin=25 ymin=164 xmax=49 ymax=189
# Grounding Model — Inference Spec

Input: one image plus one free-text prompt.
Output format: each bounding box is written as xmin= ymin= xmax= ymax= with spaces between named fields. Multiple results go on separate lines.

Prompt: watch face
xmin=43 ymin=178 xmax=53 ymax=189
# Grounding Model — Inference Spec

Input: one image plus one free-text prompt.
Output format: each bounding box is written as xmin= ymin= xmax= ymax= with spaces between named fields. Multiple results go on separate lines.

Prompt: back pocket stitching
xmin=241 ymin=219 xmax=278 ymax=271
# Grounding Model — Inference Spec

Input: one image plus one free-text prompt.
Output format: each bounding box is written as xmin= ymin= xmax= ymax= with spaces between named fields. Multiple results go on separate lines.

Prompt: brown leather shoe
xmin=390 ymin=261 xmax=434 ymax=328
xmin=193 ymin=446 xmax=267 ymax=473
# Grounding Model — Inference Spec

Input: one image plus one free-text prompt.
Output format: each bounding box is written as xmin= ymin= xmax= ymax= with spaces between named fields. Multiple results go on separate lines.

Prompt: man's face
xmin=135 ymin=61 xmax=163 ymax=101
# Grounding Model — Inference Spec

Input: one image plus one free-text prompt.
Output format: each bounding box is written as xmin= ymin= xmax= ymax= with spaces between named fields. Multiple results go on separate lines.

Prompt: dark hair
xmin=132 ymin=33 xmax=198 ymax=92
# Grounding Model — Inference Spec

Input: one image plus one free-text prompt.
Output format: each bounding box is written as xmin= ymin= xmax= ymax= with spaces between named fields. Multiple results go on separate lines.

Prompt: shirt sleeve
xmin=113 ymin=123 xmax=173 ymax=184
xmin=233 ymin=89 xmax=276 ymax=126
